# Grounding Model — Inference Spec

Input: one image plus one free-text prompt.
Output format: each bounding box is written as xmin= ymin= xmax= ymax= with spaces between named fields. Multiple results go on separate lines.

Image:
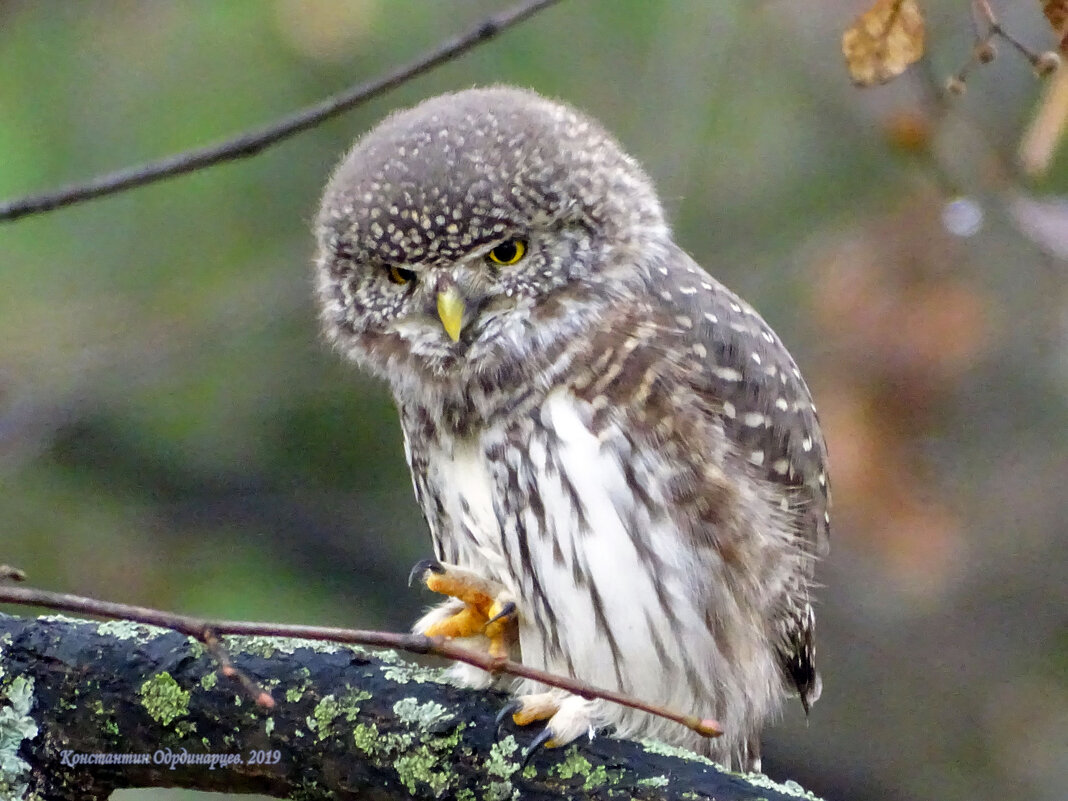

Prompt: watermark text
xmin=59 ymin=748 xmax=280 ymax=770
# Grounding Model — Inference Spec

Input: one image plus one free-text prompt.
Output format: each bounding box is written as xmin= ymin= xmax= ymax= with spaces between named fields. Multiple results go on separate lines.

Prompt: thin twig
xmin=201 ymin=627 xmax=276 ymax=709
xmin=972 ymin=0 xmax=997 ymax=29
xmin=0 ymin=583 xmax=723 ymax=739
xmin=948 ymin=1 xmax=1062 ymax=91
xmin=996 ymin=25 xmax=1042 ymax=63
xmin=0 ymin=0 xmax=562 ymax=223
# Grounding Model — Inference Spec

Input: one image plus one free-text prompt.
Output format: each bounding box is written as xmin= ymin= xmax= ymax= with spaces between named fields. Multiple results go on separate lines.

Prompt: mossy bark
xmin=0 ymin=612 xmax=821 ymax=801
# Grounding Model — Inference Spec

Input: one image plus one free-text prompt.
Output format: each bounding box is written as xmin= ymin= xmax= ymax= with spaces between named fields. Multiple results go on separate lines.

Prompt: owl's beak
xmin=436 ymin=286 xmax=465 ymax=343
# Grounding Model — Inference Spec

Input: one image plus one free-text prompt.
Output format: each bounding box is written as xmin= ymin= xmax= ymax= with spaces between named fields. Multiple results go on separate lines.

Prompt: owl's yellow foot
xmin=496 ymin=693 xmax=595 ymax=767
xmin=498 ymin=691 xmax=560 ymax=728
xmin=409 ymin=559 xmax=517 ymax=657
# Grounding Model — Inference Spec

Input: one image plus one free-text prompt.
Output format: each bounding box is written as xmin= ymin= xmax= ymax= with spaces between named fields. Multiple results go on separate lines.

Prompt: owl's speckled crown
xmin=315 ymin=86 xmax=664 ymax=272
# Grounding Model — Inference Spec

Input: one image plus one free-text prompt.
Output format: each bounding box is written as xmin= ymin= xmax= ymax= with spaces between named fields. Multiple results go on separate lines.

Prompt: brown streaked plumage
xmin=314 ymin=86 xmax=829 ymax=770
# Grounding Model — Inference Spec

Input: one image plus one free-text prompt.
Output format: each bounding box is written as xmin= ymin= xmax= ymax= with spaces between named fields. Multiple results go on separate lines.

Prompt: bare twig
xmin=949 ymin=0 xmax=1062 ymax=92
xmin=201 ymin=626 xmax=276 ymax=709
xmin=0 ymin=583 xmax=723 ymax=739
xmin=0 ymin=0 xmax=562 ymax=223
xmin=972 ymin=0 xmax=997 ymax=29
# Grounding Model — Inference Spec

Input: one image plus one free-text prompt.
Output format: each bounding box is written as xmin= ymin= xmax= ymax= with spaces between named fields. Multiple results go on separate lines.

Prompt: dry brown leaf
xmin=1042 ymin=0 xmax=1068 ymax=51
xmin=843 ymin=0 xmax=926 ymax=87
xmin=1044 ymin=0 xmax=1068 ymax=34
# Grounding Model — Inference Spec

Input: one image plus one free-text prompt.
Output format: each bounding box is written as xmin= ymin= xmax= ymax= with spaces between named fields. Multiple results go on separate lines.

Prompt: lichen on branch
xmin=0 ymin=611 xmax=820 ymax=801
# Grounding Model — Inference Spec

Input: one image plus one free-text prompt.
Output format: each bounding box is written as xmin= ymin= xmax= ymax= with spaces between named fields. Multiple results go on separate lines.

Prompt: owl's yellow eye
xmin=486 ymin=239 xmax=527 ymax=266
xmin=388 ymin=265 xmax=416 ymax=285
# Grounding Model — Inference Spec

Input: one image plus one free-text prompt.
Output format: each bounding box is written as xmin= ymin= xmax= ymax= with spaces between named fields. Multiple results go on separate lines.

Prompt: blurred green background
xmin=2 ymin=2 xmax=1067 ymax=800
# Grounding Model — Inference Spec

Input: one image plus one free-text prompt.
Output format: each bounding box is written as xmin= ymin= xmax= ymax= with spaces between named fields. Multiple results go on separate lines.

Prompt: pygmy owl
xmin=314 ymin=86 xmax=829 ymax=771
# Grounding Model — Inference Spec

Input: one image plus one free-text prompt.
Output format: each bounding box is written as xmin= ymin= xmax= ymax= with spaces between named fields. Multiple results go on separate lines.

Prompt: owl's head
xmin=314 ymin=86 xmax=668 ymax=392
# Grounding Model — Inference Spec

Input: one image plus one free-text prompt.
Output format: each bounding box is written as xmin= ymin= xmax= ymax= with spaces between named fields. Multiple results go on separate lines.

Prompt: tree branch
xmin=0 ymin=612 xmax=817 ymax=800
xmin=0 ymin=584 xmax=719 ymax=740
xmin=0 ymin=0 xmax=562 ymax=224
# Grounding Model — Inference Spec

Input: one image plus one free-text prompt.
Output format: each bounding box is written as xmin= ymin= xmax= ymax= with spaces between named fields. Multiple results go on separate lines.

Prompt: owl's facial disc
xmin=432 ymin=237 xmax=530 ymax=343
xmin=379 ymin=243 xmax=537 ymax=365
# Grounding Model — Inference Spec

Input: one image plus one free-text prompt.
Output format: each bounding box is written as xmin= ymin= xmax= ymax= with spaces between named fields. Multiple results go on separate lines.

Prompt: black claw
xmin=494 ymin=700 xmax=522 ymax=739
xmin=486 ymin=600 xmax=517 ymax=626
xmin=520 ymin=728 xmax=554 ymax=769
xmin=408 ymin=558 xmax=444 ymax=587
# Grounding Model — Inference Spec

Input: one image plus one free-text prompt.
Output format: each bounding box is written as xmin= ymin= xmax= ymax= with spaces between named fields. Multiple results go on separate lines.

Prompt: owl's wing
xmin=659 ymin=248 xmax=830 ymax=709
xmin=673 ymin=266 xmax=830 ymax=555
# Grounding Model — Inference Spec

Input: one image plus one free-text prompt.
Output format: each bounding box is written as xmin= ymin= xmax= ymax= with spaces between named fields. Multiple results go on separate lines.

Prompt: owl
xmin=314 ymin=86 xmax=829 ymax=771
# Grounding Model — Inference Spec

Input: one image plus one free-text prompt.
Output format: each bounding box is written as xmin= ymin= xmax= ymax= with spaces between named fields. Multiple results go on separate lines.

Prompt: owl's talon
xmin=483 ymin=600 xmax=517 ymax=658
xmin=494 ymin=700 xmax=523 ymax=738
xmin=485 ymin=600 xmax=516 ymax=626
xmin=521 ymin=727 xmax=557 ymax=769
xmin=408 ymin=558 xmax=445 ymax=587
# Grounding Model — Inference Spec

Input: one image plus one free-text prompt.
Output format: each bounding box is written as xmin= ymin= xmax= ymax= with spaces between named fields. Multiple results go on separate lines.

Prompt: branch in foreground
xmin=0 ymin=0 xmax=562 ymax=223
xmin=0 ymin=584 xmax=720 ymax=739
xmin=0 ymin=612 xmax=818 ymax=801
